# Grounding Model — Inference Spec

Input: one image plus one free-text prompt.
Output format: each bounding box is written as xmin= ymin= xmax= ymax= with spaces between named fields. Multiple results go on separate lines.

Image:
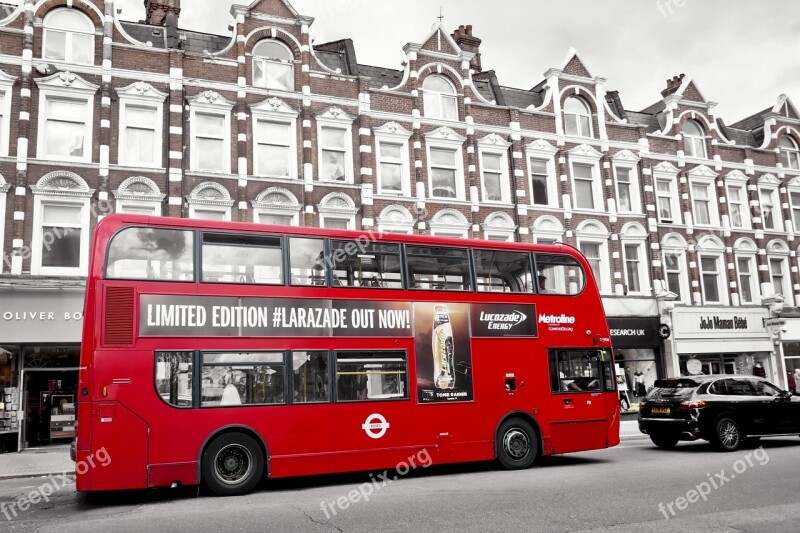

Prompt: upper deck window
xmin=406 ymin=246 xmax=471 ymax=291
xmin=330 ymin=240 xmax=402 ymax=288
xmin=473 ymin=249 xmax=533 ymax=293
xmin=534 ymin=253 xmax=585 ymax=295
xmin=202 ymin=233 xmax=283 ymax=285
xmin=106 ymin=227 xmax=194 ymax=281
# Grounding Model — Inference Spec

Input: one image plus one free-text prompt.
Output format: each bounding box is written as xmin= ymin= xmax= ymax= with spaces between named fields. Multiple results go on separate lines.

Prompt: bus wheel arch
xmin=494 ymin=412 xmax=541 ymax=470
xmin=198 ymin=426 xmax=269 ymax=496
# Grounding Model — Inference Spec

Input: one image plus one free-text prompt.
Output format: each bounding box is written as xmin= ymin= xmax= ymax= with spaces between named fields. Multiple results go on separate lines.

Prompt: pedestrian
xmin=788 ymin=371 xmax=797 ymax=395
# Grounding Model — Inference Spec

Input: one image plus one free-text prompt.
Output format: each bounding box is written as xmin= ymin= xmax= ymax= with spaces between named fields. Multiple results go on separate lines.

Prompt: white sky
xmin=13 ymin=0 xmax=800 ymax=122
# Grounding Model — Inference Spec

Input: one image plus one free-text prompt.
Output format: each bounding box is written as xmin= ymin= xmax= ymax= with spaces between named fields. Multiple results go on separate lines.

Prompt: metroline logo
xmin=538 ymin=314 xmax=576 ymax=325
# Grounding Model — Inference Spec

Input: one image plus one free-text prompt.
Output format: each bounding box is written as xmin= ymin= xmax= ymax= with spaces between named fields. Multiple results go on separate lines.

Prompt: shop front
xmin=775 ymin=314 xmax=800 ymax=392
xmin=670 ymin=307 xmax=776 ymax=383
xmin=0 ymin=289 xmax=84 ymax=452
xmin=609 ymin=316 xmax=664 ymax=412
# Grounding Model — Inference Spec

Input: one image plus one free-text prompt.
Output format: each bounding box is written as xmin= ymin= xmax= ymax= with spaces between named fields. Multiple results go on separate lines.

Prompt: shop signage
xmin=607 ymin=317 xmax=662 ymax=348
xmin=0 ymin=291 xmax=84 ymax=343
xmin=699 ymin=315 xmax=749 ymax=330
xmin=673 ymin=308 xmax=770 ymax=338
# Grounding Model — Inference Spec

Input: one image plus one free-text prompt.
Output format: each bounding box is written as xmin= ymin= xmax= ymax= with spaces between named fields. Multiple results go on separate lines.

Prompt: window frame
xmin=614 ymin=165 xmax=641 ymax=214
xmin=622 ymin=241 xmax=649 ymax=296
xmin=0 ymin=73 xmax=13 ymax=158
xmin=662 ymin=250 xmax=689 ymax=305
xmin=571 ymin=162 xmax=602 ymax=212
xmin=200 ymin=232 xmax=284 ymax=286
xmin=526 ymin=140 xmax=559 ymax=208
xmin=189 ymin=100 xmax=233 ymax=174
xmin=577 ymin=239 xmax=610 ymax=295
xmin=682 ymin=119 xmax=708 ymax=159
xmin=422 ymin=75 xmax=459 ymax=121
xmin=425 ymin=140 xmax=466 ymax=201
xmin=200 ymin=351 xmax=288 ymax=408
xmin=780 ymin=136 xmax=800 ymax=170
xmin=725 ymin=179 xmax=751 ymax=230
xmin=735 ymin=254 xmax=758 ymax=305
xmin=251 ymin=39 xmax=295 ymax=92
xmin=769 ymin=255 xmax=792 ymax=305
xmin=690 ymin=178 xmax=719 ymax=227
xmin=789 ymin=188 xmax=800 ymax=232
xmin=36 ymin=91 xmax=94 ymax=163
xmin=654 ymin=166 xmax=681 ymax=225
xmin=117 ymin=85 xmax=166 ymax=168
xmin=316 ymin=118 xmax=354 ymax=184
xmin=31 ymin=195 xmax=91 ymax=276
xmin=405 ymin=245 xmax=473 ymax=292
xmin=758 ymin=184 xmax=783 ymax=232
xmin=42 ymin=8 xmax=95 ymax=65
xmin=374 ymin=123 xmax=412 ymax=197
xmin=334 ymin=350 xmax=409 ymax=403
xmin=698 ymin=253 xmax=728 ymax=305
xmin=563 ymin=96 xmax=593 ymax=138
xmin=0 ymin=177 xmax=8 ymax=272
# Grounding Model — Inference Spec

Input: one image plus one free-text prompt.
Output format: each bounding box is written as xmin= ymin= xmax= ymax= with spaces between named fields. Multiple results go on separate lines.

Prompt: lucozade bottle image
xmin=432 ymin=305 xmax=455 ymax=389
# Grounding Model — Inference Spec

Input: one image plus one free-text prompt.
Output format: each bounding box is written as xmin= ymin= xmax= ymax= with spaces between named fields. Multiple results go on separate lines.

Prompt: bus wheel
xmin=202 ymin=432 xmax=264 ymax=496
xmin=496 ymin=418 xmax=537 ymax=470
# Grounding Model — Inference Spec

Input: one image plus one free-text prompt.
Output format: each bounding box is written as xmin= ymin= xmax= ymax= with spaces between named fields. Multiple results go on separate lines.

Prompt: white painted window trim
xmin=430 ymin=208 xmax=470 ymax=238
xmin=188 ymin=92 xmax=233 ymax=174
xmin=653 ymin=164 xmax=681 ymax=224
xmin=758 ymin=184 xmax=783 ymax=232
xmin=424 ymin=129 xmax=467 ymax=202
xmin=568 ymin=146 xmax=604 ymax=213
xmin=725 ymin=174 xmax=751 ymax=230
xmin=31 ymin=195 xmax=91 ymax=276
xmin=189 ymin=205 xmax=232 ymax=221
xmin=377 ymin=205 xmax=415 ymax=235
xmin=35 ymin=85 xmax=95 ymax=164
xmin=187 ymin=182 xmax=233 ymax=221
xmin=112 ymin=176 xmax=164 ymax=216
xmin=0 ymin=177 xmax=8 ymax=272
xmin=531 ymin=215 xmax=564 ymax=244
xmin=613 ymin=164 xmax=641 ymax=214
xmin=422 ymin=75 xmax=458 ymax=121
xmin=320 ymin=214 xmax=355 ymax=230
xmin=117 ymin=83 xmax=166 ymax=169
xmin=788 ymin=182 xmax=800 ymax=232
xmin=478 ymin=134 xmax=513 ymax=205
xmin=689 ymin=177 xmax=719 ymax=228
xmin=698 ymin=253 xmax=728 ymax=306
xmin=734 ymin=254 xmax=758 ymax=306
xmin=563 ymin=96 xmax=593 ymax=139
xmin=254 ymin=209 xmax=299 ymax=226
xmin=578 ymin=238 xmax=611 ymax=295
xmin=251 ymin=100 xmax=299 ymax=179
xmin=526 ymin=142 xmax=558 ymax=208
xmin=484 ymin=231 xmax=514 ymax=242
xmin=251 ymin=186 xmax=301 ymax=226
xmin=316 ymin=109 xmax=355 ymax=184
xmin=374 ymin=122 xmax=412 ymax=197
xmin=621 ymin=239 xmax=650 ymax=296
xmin=682 ymin=120 xmax=708 ymax=159
xmin=42 ymin=8 xmax=95 ymax=65
xmin=662 ymin=249 xmax=689 ymax=305
xmin=768 ymin=255 xmax=793 ymax=306
xmin=251 ymin=39 xmax=295 ymax=92
xmin=0 ymin=72 xmax=14 ymax=157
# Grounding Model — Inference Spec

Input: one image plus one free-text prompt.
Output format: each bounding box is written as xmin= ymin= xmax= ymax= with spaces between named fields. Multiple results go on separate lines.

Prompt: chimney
xmin=451 ymin=24 xmax=482 ymax=72
xmin=661 ymin=73 xmax=686 ymax=97
xmin=144 ymin=0 xmax=180 ymax=26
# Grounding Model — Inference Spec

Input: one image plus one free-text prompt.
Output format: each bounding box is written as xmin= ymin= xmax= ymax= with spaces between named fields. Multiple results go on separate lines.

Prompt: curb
xmin=0 ymin=470 xmax=74 ymax=482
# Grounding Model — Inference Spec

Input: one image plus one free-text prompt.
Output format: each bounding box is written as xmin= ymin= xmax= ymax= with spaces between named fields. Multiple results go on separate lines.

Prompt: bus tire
xmin=202 ymin=432 xmax=264 ymax=496
xmin=495 ymin=418 xmax=537 ymax=470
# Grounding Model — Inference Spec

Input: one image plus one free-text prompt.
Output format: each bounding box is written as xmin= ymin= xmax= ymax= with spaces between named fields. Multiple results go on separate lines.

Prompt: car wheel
xmin=713 ymin=417 xmax=742 ymax=452
xmin=202 ymin=432 xmax=264 ymax=496
xmin=649 ymin=433 xmax=679 ymax=450
xmin=496 ymin=418 xmax=538 ymax=470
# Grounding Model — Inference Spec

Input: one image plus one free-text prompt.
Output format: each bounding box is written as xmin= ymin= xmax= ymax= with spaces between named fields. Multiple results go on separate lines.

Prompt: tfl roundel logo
xmin=361 ymin=413 xmax=390 ymax=439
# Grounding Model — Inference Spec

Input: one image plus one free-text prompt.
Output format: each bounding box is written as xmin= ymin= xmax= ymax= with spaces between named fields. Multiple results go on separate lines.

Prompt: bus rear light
xmin=679 ymin=400 xmax=708 ymax=409
xmin=102 ymin=386 xmax=108 ymax=397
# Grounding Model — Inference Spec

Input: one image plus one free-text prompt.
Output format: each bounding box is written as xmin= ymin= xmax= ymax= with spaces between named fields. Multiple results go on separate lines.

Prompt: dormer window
xmin=43 ymin=8 xmax=94 ymax=64
xmin=563 ymin=97 xmax=592 ymax=138
xmin=780 ymin=136 xmax=800 ymax=170
xmin=252 ymin=40 xmax=294 ymax=91
xmin=422 ymin=75 xmax=458 ymax=120
xmin=682 ymin=119 xmax=707 ymax=158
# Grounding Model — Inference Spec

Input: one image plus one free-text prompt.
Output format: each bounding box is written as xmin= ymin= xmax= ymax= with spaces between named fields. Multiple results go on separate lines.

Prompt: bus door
xmin=548 ymin=348 xmax=611 ymax=453
xmin=332 ymin=350 xmax=424 ymax=472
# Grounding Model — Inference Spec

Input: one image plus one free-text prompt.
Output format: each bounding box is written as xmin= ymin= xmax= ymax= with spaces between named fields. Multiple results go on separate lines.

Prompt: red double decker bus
xmin=74 ymin=214 xmax=619 ymax=495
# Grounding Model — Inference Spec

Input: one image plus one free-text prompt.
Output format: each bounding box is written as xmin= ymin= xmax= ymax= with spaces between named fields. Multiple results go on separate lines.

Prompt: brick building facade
xmin=1 ymin=0 xmax=800 ymax=448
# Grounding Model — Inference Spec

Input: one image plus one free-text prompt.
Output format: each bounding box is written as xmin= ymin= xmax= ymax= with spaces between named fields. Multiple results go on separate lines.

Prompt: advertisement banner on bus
xmin=139 ymin=295 xmax=413 ymax=337
xmin=414 ymin=302 xmax=474 ymax=403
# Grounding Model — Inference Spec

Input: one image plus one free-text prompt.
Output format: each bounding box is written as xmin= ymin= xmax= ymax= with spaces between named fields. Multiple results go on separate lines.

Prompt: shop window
xmin=201 ymin=233 xmax=283 ymax=285
xmin=106 ymin=227 xmax=194 ymax=281
xmin=335 ymin=351 xmax=408 ymax=402
xmin=155 ymin=352 xmax=194 ymax=408
xmin=292 ymin=351 xmax=329 ymax=404
xmin=473 ymin=249 xmax=533 ymax=293
xmin=201 ymin=352 xmax=285 ymax=407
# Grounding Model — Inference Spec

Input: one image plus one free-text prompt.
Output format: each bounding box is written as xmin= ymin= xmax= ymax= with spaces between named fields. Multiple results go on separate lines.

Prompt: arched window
xmin=780 ymin=136 xmax=800 ymax=170
xmin=682 ymin=119 xmax=707 ymax=158
xmin=422 ymin=75 xmax=458 ymax=120
xmin=252 ymin=40 xmax=295 ymax=91
xmin=43 ymin=8 xmax=94 ymax=64
xmin=563 ymin=97 xmax=592 ymax=137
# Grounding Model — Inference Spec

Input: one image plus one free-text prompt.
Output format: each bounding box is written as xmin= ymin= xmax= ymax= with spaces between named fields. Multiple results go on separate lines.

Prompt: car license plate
xmin=651 ymin=406 xmax=671 ymax=415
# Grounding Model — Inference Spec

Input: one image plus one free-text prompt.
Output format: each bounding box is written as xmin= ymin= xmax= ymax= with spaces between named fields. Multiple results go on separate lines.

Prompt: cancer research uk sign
xmin=139 ymin=295 xmax=413 ymax=337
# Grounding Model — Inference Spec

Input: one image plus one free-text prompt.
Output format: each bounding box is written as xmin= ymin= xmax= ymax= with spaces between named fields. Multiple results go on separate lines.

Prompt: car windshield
xmin=646 ymin=379 xmax=698 ymax=400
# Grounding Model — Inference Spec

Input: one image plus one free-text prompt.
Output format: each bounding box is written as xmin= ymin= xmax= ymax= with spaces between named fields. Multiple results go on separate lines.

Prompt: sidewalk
xmin=0 ymin=444 xmax=74 ymax=480
xmin=620 ymin=418 xmax=646 ymax=441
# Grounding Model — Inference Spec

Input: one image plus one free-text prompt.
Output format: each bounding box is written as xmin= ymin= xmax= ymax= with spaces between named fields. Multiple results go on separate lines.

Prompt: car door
xmin=752 ymin=379 xmax=798 ymax=434
xmin=721 ymin=378 xmax=764 ymax=436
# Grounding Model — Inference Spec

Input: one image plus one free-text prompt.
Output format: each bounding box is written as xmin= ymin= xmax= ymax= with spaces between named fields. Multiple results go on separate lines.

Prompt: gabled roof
xmin=728 ymin=106 xmax=772 ymax=131
xmin=245 ymin=0 xmax=301 ymax=19
xmin=410 ymin=23 xmax=463 ymax=57
xmin=560 ymin=47 xmax=594 ymax=78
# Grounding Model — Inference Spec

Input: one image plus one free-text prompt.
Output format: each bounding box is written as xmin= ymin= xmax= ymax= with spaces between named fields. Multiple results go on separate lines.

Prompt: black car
xmin=638 ymin=375 xmax=800 ymax=451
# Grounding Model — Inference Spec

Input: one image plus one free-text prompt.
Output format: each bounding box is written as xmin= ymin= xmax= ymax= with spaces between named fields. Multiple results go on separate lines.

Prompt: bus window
xmin=201 ymin=352 xmax=285 ymax=407
xmin=292 ymin=351 xmax=330 ymax=404
xmin=534 ymin=254 xmax=585 ymax=295
xmin=155 ymin=352 xmax=194 ymax=408
xmin=106 ymin=227 xmax=194 ymax=281
xmin=330 ymin=241 xmax=402 ymax=288
xmin=290 ymin=238 xmax=326 ymax=286
xmin=335 ymin=352 xmax=408 ymax=402
xmin=549 ymin=349 xmax=602 ymax=393
xmin=473 ymin=249 xmax=533 ymax=293
xmin=406 ymin=246 xmax=471 ymax=291
xmin=201 ymin=233 xmax=283 ymax=285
